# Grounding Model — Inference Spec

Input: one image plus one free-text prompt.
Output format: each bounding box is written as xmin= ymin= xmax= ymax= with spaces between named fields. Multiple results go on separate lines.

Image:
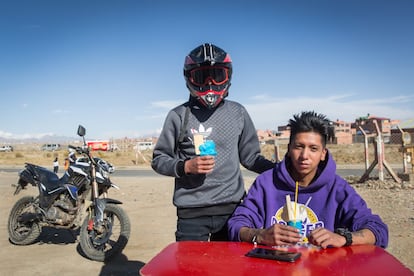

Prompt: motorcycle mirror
xmin=77 ymin=125 xmax=86 ymax=137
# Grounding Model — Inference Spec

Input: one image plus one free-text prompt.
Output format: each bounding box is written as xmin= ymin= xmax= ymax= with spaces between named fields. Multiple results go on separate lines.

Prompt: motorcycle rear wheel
xmin=79 ymin=203 xmax=130 ymax=262
xmin=8 ymin=196 xmax=41 ymax=245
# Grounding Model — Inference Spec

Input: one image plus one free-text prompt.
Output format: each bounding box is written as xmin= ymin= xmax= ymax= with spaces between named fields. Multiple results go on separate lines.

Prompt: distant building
xmin=354 ymin=114 xmax=391 ymax=135
xmin=256 ymin=129 xmax=276 ymax=141
xmin=272 ymin=119 xmax=353 ymax=145
xmin=332 ymin=119 xmax=353 ymax=144
xmin=353 ymin=114 xmax=401 ymax=144
xmin=276 ymin=125 xmax=290 ymax=140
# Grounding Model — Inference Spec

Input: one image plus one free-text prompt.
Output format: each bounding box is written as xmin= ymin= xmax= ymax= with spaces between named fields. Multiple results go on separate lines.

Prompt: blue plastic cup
xmin=199 ymin=140 xmax=217 ymax=156
xmin=288 ymin=220 xmax=302 ymax=231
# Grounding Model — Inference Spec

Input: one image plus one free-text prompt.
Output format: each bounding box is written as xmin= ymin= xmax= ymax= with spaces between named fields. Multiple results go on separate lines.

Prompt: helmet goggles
xmin=188 ymin=66 xmax=230 ymax=87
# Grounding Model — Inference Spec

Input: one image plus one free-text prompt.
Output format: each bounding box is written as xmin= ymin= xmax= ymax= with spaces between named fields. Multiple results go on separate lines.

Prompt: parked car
xmin=0 ymin=145 xmax=13 ymax=152
xmin=41 ymin=143 xmax=61 ymax=151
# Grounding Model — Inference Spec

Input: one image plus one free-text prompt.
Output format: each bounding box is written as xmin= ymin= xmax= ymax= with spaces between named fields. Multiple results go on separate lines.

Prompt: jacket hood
xmin=274 ymin=150 xmax=337 ymax=193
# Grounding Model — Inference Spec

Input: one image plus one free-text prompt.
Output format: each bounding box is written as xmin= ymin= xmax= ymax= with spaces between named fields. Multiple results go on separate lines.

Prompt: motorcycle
xmin=7 ymin=125 xmax=131 ymax=262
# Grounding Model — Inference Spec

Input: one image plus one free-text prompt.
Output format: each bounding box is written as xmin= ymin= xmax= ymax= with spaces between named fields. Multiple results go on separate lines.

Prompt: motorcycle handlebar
xmin=68 ymin=145 xmax=89 ymax=155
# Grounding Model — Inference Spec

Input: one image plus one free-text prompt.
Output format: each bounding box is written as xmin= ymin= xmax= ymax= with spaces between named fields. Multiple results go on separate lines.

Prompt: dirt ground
xmin=0 ymin=142 xmax=413 ymax=275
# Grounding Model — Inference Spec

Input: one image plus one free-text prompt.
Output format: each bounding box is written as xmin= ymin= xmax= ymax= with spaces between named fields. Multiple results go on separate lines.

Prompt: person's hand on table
xmin=254 ymin=224 xmax=302 ymax=246
xmin=308 ymin=227 xmax=346 ymax=248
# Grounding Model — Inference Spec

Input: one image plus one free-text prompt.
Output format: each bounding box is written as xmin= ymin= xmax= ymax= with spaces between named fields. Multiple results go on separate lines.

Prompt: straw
xmin=294 ymin=181 xmax=299 ymax=220
xmin=285 ymin=194 xmax=293 ymax=221
xmin=304 ymin=196 xmax=312 ymax=207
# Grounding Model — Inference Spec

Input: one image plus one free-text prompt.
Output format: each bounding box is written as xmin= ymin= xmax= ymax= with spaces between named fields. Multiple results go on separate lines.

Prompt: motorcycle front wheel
xmin=8 ymin=196 xmax=41 ymax=245
xmin=79 ymin=203 xmax=131 ymax=262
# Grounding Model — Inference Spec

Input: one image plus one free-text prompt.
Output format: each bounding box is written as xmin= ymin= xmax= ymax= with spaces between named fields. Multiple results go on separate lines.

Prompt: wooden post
xmin=397 ymin=125 xmax=410 ymax=174
xmin=374 ymin=121 xmax=384 ymax=181
xmin=274 ymin=139 xmax=280 ymax=162
xmin=359 ymin=126 xmax=370 ymax=170
xmin=359 ymin=120 xmax=401 ymax=183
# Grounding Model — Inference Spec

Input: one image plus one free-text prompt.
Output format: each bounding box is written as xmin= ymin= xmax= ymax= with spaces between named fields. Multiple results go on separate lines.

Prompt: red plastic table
xmin=140 ymin=241 xmax=413 ymax=275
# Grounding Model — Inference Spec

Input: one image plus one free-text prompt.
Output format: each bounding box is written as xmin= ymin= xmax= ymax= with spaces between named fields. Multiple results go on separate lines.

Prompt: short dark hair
xmin=288 ymin=111 xmax=330 ymax=147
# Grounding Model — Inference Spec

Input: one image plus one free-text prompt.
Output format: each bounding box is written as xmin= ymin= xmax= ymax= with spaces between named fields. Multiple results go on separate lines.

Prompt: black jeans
xmin=176 ymin=215 xmax=230 ymax=241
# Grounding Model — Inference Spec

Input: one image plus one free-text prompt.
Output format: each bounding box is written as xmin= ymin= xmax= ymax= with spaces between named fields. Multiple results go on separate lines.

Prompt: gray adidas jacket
xmin=151 ymin=99 xmax=274 ymax=215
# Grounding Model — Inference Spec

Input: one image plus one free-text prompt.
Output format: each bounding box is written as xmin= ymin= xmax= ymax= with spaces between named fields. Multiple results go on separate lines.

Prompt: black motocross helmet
xmin=184 ymin=43 xmax=232 ymax=109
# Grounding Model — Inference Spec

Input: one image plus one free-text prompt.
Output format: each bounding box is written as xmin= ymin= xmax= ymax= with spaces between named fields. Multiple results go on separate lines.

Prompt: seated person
xmin=228 ymin=111 xmax=388 ymax=248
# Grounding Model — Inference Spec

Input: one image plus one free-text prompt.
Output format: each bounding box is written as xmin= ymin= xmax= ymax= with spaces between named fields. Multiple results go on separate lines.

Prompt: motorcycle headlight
xmin=96 ymin=167 xmax=109 ymax=179
xmin=101 ymin=169 xmax=109 ymax=179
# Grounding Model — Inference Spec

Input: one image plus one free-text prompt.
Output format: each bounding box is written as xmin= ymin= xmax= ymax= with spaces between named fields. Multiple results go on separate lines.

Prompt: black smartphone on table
xmin=245 ymin=248 xmax=301 ymax=262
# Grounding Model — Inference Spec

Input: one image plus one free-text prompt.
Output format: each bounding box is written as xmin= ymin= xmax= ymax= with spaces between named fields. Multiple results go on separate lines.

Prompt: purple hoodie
xmin=228 ymin=152 xmax=388 ymax=248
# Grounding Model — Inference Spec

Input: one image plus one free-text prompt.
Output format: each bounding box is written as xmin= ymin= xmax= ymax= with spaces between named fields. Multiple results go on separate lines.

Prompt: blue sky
xmin=1 ymin=0 xmax=413 ymax=140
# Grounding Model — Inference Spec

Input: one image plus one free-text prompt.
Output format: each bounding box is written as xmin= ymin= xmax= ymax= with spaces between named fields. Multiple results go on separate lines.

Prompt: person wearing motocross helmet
xmin=183 ymin=42 xmax=232 ymax=109
xmin=151 ymin=43 xmax=275 ymax=241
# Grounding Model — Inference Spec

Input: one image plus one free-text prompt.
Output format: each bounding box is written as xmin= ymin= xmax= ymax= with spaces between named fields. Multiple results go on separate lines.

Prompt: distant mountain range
xmin=0 ymin=134 xmax=78 ymax=144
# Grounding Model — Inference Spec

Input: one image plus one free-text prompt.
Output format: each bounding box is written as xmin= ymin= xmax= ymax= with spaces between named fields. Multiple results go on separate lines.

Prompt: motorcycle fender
xmin=83 ymin=198 xmax=122 ymax=213
xmin=19 ymin=168 xmax=37 ymax=184
xmin=13 ymin=178 xmax=32 ymax=195
xmin=101 ymin=198 xmax=123 ymax=205
xmin=110 ymin=183 xmax=120 ymax=190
